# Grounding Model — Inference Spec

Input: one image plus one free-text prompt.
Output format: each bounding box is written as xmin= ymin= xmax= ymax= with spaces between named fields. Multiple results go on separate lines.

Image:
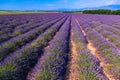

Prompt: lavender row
xmin=76 ymin=14 xmax=120 ymax=49
xmin=0 ymin=14 xmax=64 ymax=37
xmin=0 ymin=14 xmax=41 ymax=34
xmin=91 ymin=23 xmax=120 ymax=49
xmin=92 ymin=21 xmax=120 ymax=36
xmin=70 ymin=17 xmax=108 ymax=80
xmin=0 ymin=14 xmax=63 ymax=42
xmin=12 ymin=14 xmax=64 ymax=35
xmin=12 ymin=14 xmax=65 ymax=36
xmin=0 ymin=13 xmax=61 ymax=29
xmin=0 ymin=16 xmax=67 ymax=65
xmin=31 ymin=16 xmax=71 ymax=80
xmin=0 ymin=15 xmax=68 ymax=80
xmin=0 ymin=16 xmax=64 ymax=62
xmin=80 ymin=23 xmax=120 ymax=79
xmin=75 ymin=13 xmax=120 ymax=31
xmin=0 ymin=14 xmax=65 ymax=44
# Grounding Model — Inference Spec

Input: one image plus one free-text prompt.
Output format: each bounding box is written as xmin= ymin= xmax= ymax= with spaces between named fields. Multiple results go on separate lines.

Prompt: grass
xmin=0 ymin=11 xmax=42 ymax=15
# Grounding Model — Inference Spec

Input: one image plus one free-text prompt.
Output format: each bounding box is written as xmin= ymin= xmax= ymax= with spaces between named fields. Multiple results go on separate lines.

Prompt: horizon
xmin=0 ymin=0 xmax=120 ymax=10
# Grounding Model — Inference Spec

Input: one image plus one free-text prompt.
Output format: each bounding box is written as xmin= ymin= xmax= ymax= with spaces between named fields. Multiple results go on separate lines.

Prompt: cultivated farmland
xmin=0 ymin=13 xmax=120 ymax=80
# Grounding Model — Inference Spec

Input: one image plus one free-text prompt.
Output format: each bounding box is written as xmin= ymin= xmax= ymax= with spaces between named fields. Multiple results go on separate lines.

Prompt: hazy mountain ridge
xmin=53 ymin=5 xmax=120 ymax=11
xmin=90 ymin=5 xmax=120 ymax=10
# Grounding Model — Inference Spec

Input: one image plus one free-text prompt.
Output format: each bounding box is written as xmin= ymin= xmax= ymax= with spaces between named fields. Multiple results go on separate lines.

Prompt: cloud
xmin=103 ymin=0 xmax=118 ymax=5
xmin=46 ymin=4 xmax=54 ymax=7
xmin=73 ymin=0 xmax=120 ymax=8
xmin=108 ymin=0 xmax=115 ymax=5
xmin=74 ymin=1 xmax=99 ymax=8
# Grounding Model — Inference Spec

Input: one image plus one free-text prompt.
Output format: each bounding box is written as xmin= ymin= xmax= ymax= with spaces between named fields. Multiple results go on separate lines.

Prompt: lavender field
xmin=0 ymin=13 xmax=120 ymax=80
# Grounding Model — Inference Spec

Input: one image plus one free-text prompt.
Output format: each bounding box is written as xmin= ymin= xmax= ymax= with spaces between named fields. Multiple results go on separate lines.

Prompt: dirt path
xmin=87 ymin=40 xmax=115 ymax=80
xmin=75 ymin=18 xmax=116 ymax=80
xmin=67 ymin=29 xmax=79 ymax=80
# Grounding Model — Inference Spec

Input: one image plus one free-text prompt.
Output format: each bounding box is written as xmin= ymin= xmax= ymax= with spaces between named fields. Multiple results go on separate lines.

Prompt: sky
xmin=0 ymin=0 xmax=120 ymax=10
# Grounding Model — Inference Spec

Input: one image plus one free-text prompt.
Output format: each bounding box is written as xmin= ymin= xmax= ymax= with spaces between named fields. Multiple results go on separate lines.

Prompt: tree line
xmin=83 ymin=9 xmax=120 ymax=15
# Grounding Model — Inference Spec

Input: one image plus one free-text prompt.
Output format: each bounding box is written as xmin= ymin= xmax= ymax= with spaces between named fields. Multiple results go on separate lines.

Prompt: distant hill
xmin=50 ymin=8 xmax=80 ymax=12
xmin=88 ymin=5 xmax=120 ymax=10
xmin=52 ymin=4 xmax=120 ymax=11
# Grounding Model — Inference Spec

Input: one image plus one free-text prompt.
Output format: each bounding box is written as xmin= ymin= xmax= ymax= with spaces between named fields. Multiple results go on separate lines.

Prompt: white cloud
xmin=103 ymin=0 xmax=118 ymax=5
xmin=108 ymin=0 xmax=115 ymax=5
xmin=74 ymin=1 xmax=97 ymax=8
xmin=73 ymin=0 xmax=120 ymax=9
xmin=46 ymin=4 xmax=54 ymax=7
